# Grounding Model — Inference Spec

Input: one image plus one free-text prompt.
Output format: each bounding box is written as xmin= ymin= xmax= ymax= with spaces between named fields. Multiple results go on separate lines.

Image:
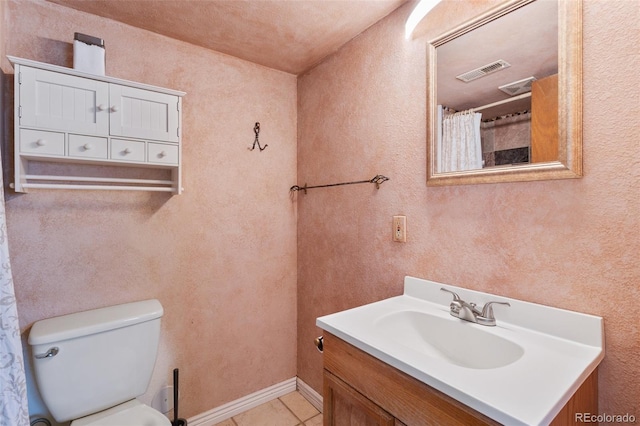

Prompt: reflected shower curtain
xmin=0 ymin=154 xmax=29 ymax=425
xmin=437 ymin=105 xmax=483 ymax=172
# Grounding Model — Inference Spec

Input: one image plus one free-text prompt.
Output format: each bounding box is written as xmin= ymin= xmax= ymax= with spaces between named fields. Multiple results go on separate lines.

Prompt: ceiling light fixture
xmin=405 ymin=0 xmax=441 ymax=39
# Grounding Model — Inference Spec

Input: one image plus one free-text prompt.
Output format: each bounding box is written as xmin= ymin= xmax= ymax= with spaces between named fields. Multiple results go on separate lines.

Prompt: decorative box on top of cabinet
xmin=8 ymin=56 xmax=186 ymax=194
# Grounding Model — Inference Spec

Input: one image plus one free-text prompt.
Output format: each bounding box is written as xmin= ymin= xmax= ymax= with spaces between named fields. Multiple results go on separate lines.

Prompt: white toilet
xmin=28 ymin=299 xmax=171 ymax=426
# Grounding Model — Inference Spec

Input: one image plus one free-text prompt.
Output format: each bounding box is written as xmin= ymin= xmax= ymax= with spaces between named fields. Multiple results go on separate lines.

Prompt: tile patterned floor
xmin=214 ymin=391 xmax=322 ymax=426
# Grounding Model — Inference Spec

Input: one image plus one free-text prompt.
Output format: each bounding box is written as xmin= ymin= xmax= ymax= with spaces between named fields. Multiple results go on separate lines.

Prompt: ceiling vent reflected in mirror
xmin=499 ymin=76 xmax=537 ymax=96
xmin=456 ymin=59 xmax=511 ymax=83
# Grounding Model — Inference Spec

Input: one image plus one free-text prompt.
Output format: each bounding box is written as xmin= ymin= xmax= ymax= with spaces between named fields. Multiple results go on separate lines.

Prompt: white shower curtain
xmin=437 ymin=105 xmax=483 ymax=172
xmin=0 ymin=156 xmax=30 ymax=425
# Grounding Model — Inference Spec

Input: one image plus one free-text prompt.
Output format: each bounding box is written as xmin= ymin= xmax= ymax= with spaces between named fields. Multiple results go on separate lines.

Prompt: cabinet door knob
xmin=36 ymin=139 xmax=47 ymax=146
xmin=97 ymin=104 xmax=107 ymax=111
xmin=110 ymin=105 xmax=119 ymax=112
xmin=83 ymin=143 xmax=92 ymax=150
xmin=123 ymin=148 xmax=132 ymax=154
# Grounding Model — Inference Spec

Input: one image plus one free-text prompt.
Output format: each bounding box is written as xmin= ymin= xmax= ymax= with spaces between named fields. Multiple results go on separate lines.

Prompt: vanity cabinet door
xmin=19 ymin=66 xmax=109 ymax=135
xmin=324 ymin=370 xmax=395 ymax=426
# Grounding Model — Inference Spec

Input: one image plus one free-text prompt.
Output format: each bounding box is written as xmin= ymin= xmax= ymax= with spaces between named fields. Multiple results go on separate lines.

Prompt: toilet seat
xmin=71 ymin=399 xmax=171 ymax=426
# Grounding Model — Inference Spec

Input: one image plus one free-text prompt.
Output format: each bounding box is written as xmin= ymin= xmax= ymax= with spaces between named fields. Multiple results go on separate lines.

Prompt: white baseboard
xmin=296 ymin=377 xmax=323 ymax=412
xmin=187 ymin=377 xmax=296 ymax=426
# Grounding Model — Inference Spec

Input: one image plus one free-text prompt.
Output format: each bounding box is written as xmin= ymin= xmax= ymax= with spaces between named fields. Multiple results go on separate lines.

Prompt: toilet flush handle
xmin=35 ymin=347 xmax=59 ymax=359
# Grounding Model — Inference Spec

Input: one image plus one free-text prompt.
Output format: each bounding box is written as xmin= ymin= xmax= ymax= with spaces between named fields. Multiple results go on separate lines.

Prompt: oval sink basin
xmin=374 ymin=310 xmax=524 ymax=369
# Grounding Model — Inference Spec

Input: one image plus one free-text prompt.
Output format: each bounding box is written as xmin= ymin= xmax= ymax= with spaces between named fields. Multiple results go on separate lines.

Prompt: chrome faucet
xmin=440 ymin=288 xmax=510 ymax=326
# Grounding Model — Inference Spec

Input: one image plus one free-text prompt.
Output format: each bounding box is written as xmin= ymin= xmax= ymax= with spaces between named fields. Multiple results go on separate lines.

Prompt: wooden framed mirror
xmin=426 ymin=0 xmax=582 ymax=186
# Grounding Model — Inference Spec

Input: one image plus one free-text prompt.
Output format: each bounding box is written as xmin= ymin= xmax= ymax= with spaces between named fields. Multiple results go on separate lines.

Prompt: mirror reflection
xmin=437 ymin=0 xmax=557 ymax=172
xmin=427 ymin=0 xmax=582 ymax=185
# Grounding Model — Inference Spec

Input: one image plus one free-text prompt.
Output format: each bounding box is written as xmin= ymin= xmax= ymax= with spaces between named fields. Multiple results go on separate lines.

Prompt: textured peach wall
xmin=3 ymin=0 xmax=297 ymax=422
xmin=297 ymin=0 xmax=639 ymax=419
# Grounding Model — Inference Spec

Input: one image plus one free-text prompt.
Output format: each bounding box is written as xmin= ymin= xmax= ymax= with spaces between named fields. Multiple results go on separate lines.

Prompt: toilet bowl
xmin=28 ymin=300 xmax=171 ymax=425
xmin=71 ymin=399 xmax=169 ymax=426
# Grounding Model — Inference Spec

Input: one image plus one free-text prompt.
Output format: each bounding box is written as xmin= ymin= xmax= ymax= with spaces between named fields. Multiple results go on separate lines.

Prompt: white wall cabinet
xmin=9 ymin=56 xmax=186 ymax=194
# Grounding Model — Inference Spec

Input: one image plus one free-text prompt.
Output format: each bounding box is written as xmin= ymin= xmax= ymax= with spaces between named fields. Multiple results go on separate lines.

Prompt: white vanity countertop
xmin=316 ymin=276 xmax=604 ymax=426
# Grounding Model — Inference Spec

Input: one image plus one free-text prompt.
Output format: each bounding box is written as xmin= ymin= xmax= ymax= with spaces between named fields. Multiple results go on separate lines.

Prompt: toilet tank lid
xmin=28 ymin=299 xmax=163 ymax=346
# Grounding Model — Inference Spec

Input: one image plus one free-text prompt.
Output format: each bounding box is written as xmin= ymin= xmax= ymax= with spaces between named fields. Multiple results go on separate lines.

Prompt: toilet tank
xmin=28 ymin=299 xmax=163 ymax=422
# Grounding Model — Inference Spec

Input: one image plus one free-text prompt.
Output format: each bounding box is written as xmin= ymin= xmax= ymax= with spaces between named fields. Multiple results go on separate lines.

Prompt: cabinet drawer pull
xmin=36 ymin=139 xmax=47 ymax=147
xmin=158 ymin=151 xmax=166 ymax=158
xmin=123 ymin=148 xmax=132 ymax=154
xmin=83 ymin=143 xmax=92 ymax=150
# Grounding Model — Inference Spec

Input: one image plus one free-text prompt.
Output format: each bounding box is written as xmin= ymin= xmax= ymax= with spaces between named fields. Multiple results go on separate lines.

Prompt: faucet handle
xmin=477 ymin=301 xmax=511 ymax=326
xmin=440 ymin=287 xmax=462 ymax=301
xmin=440 ymin=288 xmax=463 ymax=314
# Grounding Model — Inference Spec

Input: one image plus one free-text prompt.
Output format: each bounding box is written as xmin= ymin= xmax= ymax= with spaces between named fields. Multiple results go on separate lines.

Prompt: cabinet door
xmin=531 ymin=74 xmax=558 ymax=163
xmin=109 ymin=85 xmax=179 ymax=143
xmin=19 ymin=66 xmax=109 ymax=135
xmin=324 ymin=370 xmax=395 ymax=426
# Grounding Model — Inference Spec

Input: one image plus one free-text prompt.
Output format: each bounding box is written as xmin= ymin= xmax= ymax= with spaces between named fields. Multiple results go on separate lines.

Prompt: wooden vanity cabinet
xmin=322 ymin=332 xmax=597 ymax=426
xmin=323 ymin=333 xmax=499 ymax=426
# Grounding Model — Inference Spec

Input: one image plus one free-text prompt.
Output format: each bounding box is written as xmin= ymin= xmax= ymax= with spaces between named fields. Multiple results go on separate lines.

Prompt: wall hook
xmin=249 ymin=122 xmax=267 ymax=151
